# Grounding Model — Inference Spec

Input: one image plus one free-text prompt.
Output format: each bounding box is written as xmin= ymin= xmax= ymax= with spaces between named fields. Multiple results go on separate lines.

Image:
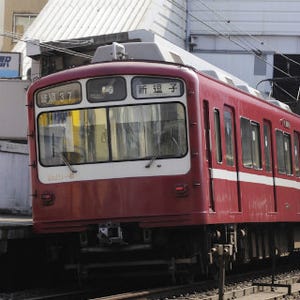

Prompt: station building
xmin=0 ymin=0 xmax=48 ymax=52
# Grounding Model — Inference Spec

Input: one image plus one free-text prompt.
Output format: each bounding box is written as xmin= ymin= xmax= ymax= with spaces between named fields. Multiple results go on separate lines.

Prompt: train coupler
xmin=97 ymin=222 xmax=126 ymax=245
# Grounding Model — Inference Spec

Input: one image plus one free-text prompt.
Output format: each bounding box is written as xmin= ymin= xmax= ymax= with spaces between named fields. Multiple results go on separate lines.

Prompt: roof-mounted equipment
xmin=112 ymin=42 xmax=127 ymax=60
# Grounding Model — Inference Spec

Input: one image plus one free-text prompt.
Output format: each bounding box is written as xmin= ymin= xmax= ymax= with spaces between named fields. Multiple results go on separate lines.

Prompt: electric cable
xmin=194 ymin=0 xmax=300 ymax=70
xmin=171 ymin=0 xmax=293 ymax=79
xmin=171 ymin=0 xmax=300 ymax=101
xmin=0 ymin=31 xmax=93 ymax=59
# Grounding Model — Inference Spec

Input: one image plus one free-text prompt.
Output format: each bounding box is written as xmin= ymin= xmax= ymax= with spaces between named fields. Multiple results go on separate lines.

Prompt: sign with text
xmin=0 ymin=52 xmax=21 ymax=78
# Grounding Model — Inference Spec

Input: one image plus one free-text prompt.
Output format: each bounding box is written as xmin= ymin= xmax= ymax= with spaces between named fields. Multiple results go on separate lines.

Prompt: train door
xmin=207 ymin=103 xmax=240 ymax=215
xmin=294 ymin=131 xmax=300 ymax=213
xmin=203 ymin=100 xmax=214 ymax=211
xmin=223 ymin=105 xmax=241 ymax=212
xmin=263 ymin=120 xmax=277 ymax=212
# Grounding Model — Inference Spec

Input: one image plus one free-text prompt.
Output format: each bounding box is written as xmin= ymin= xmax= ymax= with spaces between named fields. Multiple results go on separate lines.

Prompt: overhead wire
xmin=1 ymin=3 xmax=292 ymax=77
xmin=192 ymin=0 xmax=300 ymax=100
xmin=171 ymin=0 xmax=300 ymax=102
xmin=272 ymin=81 xmax=299 ymax=102
xmin=196 ymin=0 xmax=300 ymax=70
xmin=194 ymin=0 xmax=300 ymax=74
xmin=170 ymin=0 xmax=293 ymax=80
xmin=0 ymin=31 xmax=93 ymax=59
xmin=193 ymin=0 xmax=262 ymax=55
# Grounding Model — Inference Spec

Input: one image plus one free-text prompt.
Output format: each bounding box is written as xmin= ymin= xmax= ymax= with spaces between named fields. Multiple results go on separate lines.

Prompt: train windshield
xmin=37 ymin=103 xmax=187 ymax=166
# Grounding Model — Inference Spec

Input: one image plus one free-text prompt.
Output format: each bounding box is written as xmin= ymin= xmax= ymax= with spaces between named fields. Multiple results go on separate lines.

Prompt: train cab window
xmin=214 ymin=109 xmax=222 ymax=163
xmin=241 ymin=117 xmax=261 ymax=169
xmin=294 ymin=131 xmax=300 ymax=176
xmin=38 ymin=108 xmax=109 ymax=166
xmin=276 ymin=130 xmax=292 ymax=175
xmin=109 ymin=103 xmax=187 ymax=161
xmin=37 ymin=103 xmax=187 ymax=166
xmin=263 ymin=121 xmax=272 ymax=172
xmin=224 ymin=108 xmax=235 ymax=166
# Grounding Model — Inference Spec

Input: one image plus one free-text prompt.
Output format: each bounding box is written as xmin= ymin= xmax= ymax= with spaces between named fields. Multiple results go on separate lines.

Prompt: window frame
xmin=36 ymin=102 xmax=188 ymax=167
xmin=276 ymin=129 xmax=293 ymax=175
xmin=13 ymin=13 xmax=37 ymax=42
xmin=224 ymin=107 xmax=235 ymax=167
xmin=240 ymin=117 xmax=262 ymax=170
xmin=294 ymin=131 xmax=300 ymax=177
xmin=263 ymin=121 xmax=272 ymax=172
xmin=214 ymin=108 xmax=222 ymax=163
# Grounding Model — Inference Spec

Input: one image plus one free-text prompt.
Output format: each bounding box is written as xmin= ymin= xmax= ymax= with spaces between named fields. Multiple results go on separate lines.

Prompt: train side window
xmin=276 ymin=130 xmax=292 ymax=175
xmin=251 ymin=122 xmax=261 ymax=169
xmin=284 ymin=134 xmax=292 ymax=175
xmin=241 ymin=118 xmax=252 ymax=167
xmin=203 ymin=101 xmax=211 ymax=162
xmin=224 ymin=108 xmax=235 ymax=166
xmin=276 ymin=131 xmax=285 ymax=173
xmin=214 ymin=109 xmax=222 ymax=163
xmin=263 ymin=121 xmax=272 ymax=172
xmin=294 ymin=131 xmax=300 ymax=176
xmin=240 ymin=117 xmax=261 ymax=169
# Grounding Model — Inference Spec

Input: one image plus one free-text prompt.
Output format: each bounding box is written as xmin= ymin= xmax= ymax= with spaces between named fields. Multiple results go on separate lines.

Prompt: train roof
xmin=25 ymin=29 xmax=291 ymax=112
xmin=92 ymin=35 xmax=262 ymax=98
xmin=91 ymin=32 xmax=291 ymax=112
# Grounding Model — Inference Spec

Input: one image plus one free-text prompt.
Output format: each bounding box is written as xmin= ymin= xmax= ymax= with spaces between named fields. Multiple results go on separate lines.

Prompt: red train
xmin=27 ymin=41 xmax=300 ymax=279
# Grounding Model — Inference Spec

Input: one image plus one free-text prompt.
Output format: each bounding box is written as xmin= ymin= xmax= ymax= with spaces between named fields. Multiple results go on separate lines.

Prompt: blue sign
xmin=0 ymin=52 xmax=21 ymax=78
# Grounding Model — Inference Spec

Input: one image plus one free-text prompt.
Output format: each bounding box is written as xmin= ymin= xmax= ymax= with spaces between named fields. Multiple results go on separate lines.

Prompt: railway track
xmin=91 ymin=270 xmax=300 ymax=300
xmin=1 ymin=275 xmax=299 ymax=300
xmin=1 ymin=262 xmax=299 ymax=300
xmin=16 ymin=271 xmax=298 ymax=300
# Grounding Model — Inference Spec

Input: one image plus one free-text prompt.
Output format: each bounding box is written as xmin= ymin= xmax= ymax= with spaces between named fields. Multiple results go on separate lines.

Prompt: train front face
xmin=29 ymin=61 xmax=203 ymax=234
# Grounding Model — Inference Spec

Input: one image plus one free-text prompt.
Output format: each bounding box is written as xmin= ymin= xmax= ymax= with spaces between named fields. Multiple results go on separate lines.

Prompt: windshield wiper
xmin=145 ymin=154 xmax=157 ymax=168
xmin=61 ymin=153 xmax=78 ymax=173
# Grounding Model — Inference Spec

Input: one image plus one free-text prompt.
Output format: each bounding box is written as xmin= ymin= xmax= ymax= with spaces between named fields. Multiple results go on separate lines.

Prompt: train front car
xmin=27 ymin=58 xmax=210 ymax=279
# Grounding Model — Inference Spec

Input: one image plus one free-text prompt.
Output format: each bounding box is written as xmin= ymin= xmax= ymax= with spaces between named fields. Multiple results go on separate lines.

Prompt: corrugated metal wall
xmin=14 ymin=0 xmax=187 ymax=77
xmin=189 ymin=0 xmax=300 ymax=36
xmin=188 ymin=0 xmax=300 ymax=95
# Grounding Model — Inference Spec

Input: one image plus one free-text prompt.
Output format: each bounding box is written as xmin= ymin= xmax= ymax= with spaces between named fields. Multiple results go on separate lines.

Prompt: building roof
xmin=13 ymin=0 xmax=187 ymax=77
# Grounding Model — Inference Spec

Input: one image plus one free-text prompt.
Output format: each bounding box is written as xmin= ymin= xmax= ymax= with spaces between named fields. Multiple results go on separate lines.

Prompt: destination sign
xmin=132 ymin=77 xmax=183 ymax=99
xmin=36 ymin=82 xmax=81 ymax=107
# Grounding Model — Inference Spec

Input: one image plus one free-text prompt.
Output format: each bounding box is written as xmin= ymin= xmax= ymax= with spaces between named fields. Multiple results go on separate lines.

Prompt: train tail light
xmin=175 ymin=184 xmax=189 ymax=197
xmin=40 ymin=192 xmax=55 ymax=206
